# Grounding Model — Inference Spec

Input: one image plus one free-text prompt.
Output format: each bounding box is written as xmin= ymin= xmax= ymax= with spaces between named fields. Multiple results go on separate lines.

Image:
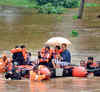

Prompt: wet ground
xmin=0 ymin=0 xmax=100 ymax=92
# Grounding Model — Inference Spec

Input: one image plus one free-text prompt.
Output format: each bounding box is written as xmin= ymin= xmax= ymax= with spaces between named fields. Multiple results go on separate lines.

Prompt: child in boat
xmin=86 ymin=56 xmax=97 ymax=70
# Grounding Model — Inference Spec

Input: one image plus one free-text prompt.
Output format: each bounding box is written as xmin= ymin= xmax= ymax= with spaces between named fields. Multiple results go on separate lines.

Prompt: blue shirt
xmin=60 ymin=49 xmax=71 ymax=63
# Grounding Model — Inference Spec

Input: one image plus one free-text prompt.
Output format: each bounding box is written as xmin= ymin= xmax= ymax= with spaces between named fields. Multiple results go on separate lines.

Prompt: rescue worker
xmin=11 ymin=45 xmax=25 ymax=65
xmin=38 ymin=46 xmax=52 ymax=67
xmin=0 ymin=56 xmax=6 ymax=73
xmin=30 ymin=65 xmax=51 ymax=81
xmin=11 ymin=45 xmax=19 ymax=64
xmin=0 ymin=54 xmax=13 ymax=74
xmin=21 ymin=45 xmax=27 ymax=62
xmin=2 ymin=54 xmax=13 ymax=72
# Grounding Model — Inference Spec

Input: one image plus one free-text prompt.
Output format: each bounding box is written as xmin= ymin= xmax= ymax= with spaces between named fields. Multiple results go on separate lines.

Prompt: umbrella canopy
xmin=45 ymin=37 xmax=72 ymax=46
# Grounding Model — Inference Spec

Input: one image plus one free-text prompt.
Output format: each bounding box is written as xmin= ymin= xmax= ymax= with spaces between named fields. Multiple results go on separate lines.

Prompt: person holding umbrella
xmin=45 ymin=37 xmax=72 ymax=67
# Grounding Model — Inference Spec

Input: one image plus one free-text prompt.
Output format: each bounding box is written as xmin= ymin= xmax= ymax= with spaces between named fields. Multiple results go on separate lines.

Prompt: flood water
xmin=0 ymin=2 xmax=100 ymax=92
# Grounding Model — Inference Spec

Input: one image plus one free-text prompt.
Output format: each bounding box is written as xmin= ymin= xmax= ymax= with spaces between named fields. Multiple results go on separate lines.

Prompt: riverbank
xmin=0 ymin=0 xmax=35 ymax=8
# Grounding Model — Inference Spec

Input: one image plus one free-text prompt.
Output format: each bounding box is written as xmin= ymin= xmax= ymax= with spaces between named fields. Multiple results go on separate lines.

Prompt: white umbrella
xmin=45 ymin=37 xmax=72 ymax=46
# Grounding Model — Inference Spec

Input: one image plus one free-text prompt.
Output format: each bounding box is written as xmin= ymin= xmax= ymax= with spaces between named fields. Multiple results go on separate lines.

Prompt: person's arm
xmin=63 ymin=50 xmax=71 ymax=63
xmin=52 ymin=59 xmax=56 ymax=68
xmin=67 ymin=51 xmax=71 ymax=63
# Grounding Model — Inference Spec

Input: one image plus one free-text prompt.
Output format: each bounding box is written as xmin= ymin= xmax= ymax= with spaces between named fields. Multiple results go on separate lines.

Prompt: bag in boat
xmin=72 ymin=66 xmax=87 ymax=77
xmin=56 ymin=68 xmax=63 ymax=77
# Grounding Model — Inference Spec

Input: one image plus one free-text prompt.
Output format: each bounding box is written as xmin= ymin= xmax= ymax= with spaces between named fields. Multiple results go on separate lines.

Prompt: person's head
xmin=15 ymin=45 xmax=19 ymax=48
xmin=20 ymin=45 xmax=26 ymax=49
xmin=2 ymin=54 xmax=7 ymax=62
xmin=61 ymin=43 xmax=67 ymax=51
xmin=28 ymin=52 xmax=31 ymax=56
xmin=55 ymin=45 xmax=60 ymax=51
xmin=45 ymin=45 xmax=50 ymax=52
xmin=87 ymin=56 xmax=94 ymax=63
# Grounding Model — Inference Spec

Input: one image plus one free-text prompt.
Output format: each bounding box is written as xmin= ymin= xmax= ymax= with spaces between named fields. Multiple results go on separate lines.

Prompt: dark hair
xmin=15 ymin=45 xmax=19 ymax=48
xmin=28 ymin=52 xmax=31 ymax=56
xmin=20 ymin=45 xmax=26 ymax=48
xmin=55 ymin=45 xmax=60 ymax=50
xmin=62 ymin=43 xmax=67 ymax=47
xmin=45 ymin=45 xmax=50 ymax=50
xmin=88 ymin=56 xmax=94 ymax=61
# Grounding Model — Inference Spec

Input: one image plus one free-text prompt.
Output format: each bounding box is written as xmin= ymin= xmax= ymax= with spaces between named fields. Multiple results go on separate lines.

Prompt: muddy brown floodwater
xmin=0 ymin=1 xmax=100 ymax=92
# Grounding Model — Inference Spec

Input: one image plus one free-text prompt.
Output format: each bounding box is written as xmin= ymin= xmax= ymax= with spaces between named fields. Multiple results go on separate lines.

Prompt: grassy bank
xmin=0 ymin=0 xmax=36 ymax=8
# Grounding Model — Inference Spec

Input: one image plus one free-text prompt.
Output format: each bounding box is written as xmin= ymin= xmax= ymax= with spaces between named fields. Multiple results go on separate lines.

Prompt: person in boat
xmin=11 ymin=45 xmax=19 ymax=65
xmin=20 ymin=45 xmax=28 ymax=63
xmin=1 ymin=54 xmax=13 ymax=72
xmin=0 ymin=54 xmax=11 ymax=73
xmin=11 ymin=45 xmax=24 ymax=65
xmin=86 ymin=56 xmax=97 ymax=70
xmin=60 ymin=43 xmax=71 ymax=66
xmin=38 ymin=46 xmax=52 ymax=67
xmin=51 ymin=45 xmax=62 ymax=68
xmin=23 ymin=52 xmax=32 ymax=65
xmin=30 ymin=65 xmax=51 ymax=81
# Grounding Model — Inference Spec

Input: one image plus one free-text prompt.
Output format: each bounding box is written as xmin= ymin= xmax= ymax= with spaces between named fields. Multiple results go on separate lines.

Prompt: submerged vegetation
xmin=70 ymin=30 xmax=79 ymax=37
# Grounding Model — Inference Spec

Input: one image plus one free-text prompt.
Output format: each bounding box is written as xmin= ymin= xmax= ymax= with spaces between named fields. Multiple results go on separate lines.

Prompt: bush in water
xmin=35 ymin=0 xmax=79 ymax=14
xmin=38 ymin=3 xmax=65 ymax=14
xmin=70 ymin=30 xmax=79 ymax=37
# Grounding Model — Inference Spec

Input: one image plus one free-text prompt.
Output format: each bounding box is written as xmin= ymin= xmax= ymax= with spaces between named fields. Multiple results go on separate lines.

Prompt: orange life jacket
xmin=10 ymin=48 xmax=17 ymax=54
xmin=0 ymin=58 xmax=6 ymax=73
xmin=38 ymin=65 xmax=51 ymax=78
xmin=11 ymin=48 xmax=22 ymax=53
xmin=22 ymin=48 xmax=27 ymax=60
xmin=86 ymin=62 xmax=97 ymax=68
xmin=30 ymin=65 xmax=50 ymax=81
xmin=6 ymin=58 xmax=13 ymax=71
xmin=3 ymin=58 xmax=12 ymax=72
xmin=52 ymin=49 xmax=62 ymax=59
xmin=16 ymin=48 xmax=22 ymax=52
xmin=72 ymin=66 xmax=87 ymax=77
xmin=39 ymin=48 xmax=53 ymax=63
xmin=30 ymin=71 xmax=46 ymax=81
xmin=90 ymin=62 xmax=97 ymax=67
